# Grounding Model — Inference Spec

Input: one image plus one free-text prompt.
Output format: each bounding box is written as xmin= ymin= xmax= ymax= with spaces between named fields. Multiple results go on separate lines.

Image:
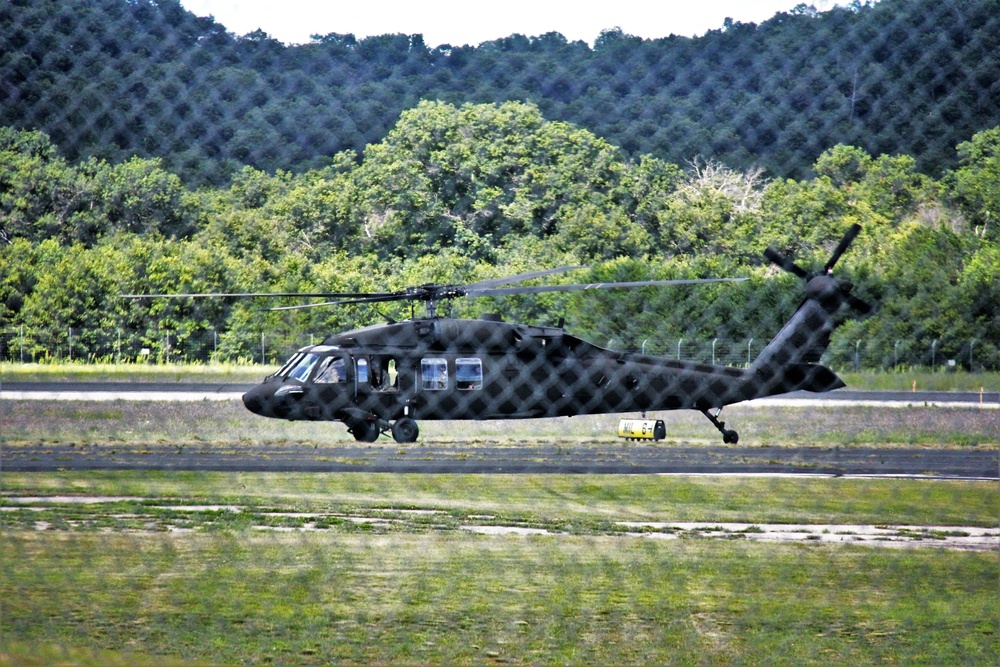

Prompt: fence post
xmin=855 ymin=339 xmax=861 ymax=370
xmin=642 ymin=339 xmax=648 ymax=355
xmin=712 ymin=338 xmax=718 ymax=366
xmin=676 ymin=338 xmax=682 ymax=360
xmin=969 ymin=339 xmax=974 ymax=371
xmin=894 ymin=340 xmax=900 ymax=369
xmin=931 ymin=339 xmax=938 ymax=371
xmin=261 ymin=332 xmax=266 ymax=366
xmin=747 ymin=338 xmax=753 ymax=367
xmin=69 ymin=327 xmax=73 ymax=362
xmin=20 ymin=325 xmax=24 ymax=363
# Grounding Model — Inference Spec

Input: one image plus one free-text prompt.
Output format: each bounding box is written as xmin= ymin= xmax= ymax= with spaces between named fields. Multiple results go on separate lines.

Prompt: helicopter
xmin=124 ymin=225 xmax=870 ymax=444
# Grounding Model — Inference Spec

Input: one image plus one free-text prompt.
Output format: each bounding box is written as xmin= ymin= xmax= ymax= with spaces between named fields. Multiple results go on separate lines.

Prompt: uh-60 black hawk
xmin=126 ymin=225 xmax=871 ymax=445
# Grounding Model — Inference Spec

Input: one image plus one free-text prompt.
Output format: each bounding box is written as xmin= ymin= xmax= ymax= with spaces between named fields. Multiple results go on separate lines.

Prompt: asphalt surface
xmin=2 ymin=441 xmax=995 ymax=478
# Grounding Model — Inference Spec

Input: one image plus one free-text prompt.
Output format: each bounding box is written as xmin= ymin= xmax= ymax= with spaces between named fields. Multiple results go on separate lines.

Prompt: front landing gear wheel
xmin=391 ymin=417 xmax=419 ymax=443
xmin=351 ymin=420 xmax=380 ymax=442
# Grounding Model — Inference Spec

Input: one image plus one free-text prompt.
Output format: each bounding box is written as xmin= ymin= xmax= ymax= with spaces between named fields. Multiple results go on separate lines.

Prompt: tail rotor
xmin=764 ymin=223 xmax=872 ymax=314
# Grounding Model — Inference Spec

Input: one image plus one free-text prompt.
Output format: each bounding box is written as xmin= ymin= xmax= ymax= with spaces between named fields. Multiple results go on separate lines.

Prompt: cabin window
xmin=356 ymin=358 xmax=368 ymax=383
xmin=314 ymin=356 xmax=347 ymax=383
xmin=369 ymin=356 xmax=398 ymax=391
xmin=286 ymin=353 xmax=321 ymax=382
xmin=456 ymin=358 xmax=483 ymax=390
xmin=421 ymin=358 xmax=448 ymax=390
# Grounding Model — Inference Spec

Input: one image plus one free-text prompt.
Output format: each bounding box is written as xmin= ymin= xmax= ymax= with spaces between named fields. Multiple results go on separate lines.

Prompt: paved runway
xmin=2 ymin=440 xmax=996 ymax=479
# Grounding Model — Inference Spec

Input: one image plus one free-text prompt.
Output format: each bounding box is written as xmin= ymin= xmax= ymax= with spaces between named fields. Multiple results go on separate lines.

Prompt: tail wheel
xmin=391 ymin=417 xmax=419 ymax=444
xmin=351 ymin=420 xmax=380 ymax=442
xmin=723 ymin=429 xmax=739 ymax=445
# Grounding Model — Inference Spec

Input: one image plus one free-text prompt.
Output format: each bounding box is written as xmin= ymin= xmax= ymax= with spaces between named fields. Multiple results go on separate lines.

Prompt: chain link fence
xmin=2 ymin=2 xmax=999 ymax=666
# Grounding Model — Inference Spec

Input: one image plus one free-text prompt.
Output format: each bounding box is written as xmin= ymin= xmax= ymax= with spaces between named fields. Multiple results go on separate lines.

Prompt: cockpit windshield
xmin=284 ymin=352 xmax=321 ymax=382
xmin=273 ymin=352 xmax=303 ymax=379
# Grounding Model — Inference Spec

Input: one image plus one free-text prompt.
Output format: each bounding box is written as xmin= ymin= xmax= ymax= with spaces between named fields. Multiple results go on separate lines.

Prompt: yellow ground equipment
xmin=617 ymin=418 xmax=666 ymax=441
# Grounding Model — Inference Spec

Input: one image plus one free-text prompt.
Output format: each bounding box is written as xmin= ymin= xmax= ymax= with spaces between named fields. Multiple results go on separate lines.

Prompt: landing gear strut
xmin=701 ymin=408 xmax=739 ymax=444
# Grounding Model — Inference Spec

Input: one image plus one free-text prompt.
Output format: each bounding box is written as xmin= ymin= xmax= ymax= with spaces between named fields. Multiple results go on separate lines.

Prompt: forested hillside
xmin=1 ymin=104 xmax=997 ymax=370
xmin=2 ymin=0 xmax=998 ymax=185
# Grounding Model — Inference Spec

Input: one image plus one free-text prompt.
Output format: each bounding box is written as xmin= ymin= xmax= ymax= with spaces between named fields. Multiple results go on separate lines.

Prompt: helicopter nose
xmin=242 ymin=385 xmax=269 ymax=416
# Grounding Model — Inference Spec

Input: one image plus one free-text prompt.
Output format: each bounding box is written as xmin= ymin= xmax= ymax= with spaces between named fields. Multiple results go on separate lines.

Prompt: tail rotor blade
xmin=825 ymin=223 xmax=862 ymax=272
xmin=847 ymin=294 xmax=873 ymax=315
xmin=764 ymin=247 xmax=810 ymax=279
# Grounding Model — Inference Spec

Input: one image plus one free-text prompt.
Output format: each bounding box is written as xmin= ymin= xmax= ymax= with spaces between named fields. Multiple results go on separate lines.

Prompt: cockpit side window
xmin=286 ymin=353 xmax=321 ymax=382
xmin=314 ymin=356 xmax=347 ymax=383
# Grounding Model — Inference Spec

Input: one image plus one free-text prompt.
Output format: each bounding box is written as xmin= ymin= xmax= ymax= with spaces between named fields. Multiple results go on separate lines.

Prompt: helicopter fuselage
xmin=241 ymin=316 xmax=781 ymax=439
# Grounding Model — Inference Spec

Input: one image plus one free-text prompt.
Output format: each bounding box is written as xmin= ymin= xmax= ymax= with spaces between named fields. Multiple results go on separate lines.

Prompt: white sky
xmin=179 ymin=1 xmax=848 ymax=47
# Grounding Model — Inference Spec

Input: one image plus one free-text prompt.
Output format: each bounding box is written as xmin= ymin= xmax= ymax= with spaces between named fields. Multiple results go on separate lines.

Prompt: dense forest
xmin=0 ymin=0 xmax=997 ymax=370
xmin=2 ymin=0 xmax=998 ymax=185
xmin=1 ymin=102 xmax=997 ymax=369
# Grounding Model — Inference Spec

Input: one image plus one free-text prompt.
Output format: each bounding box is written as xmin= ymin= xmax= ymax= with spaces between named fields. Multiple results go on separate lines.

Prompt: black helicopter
xmin=126 ymin=225 xmax=870 ymax=444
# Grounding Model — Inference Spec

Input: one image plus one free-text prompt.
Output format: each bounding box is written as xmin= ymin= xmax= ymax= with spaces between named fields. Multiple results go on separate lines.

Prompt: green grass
xmin=2 ymin=532 xmax=996 ymax=666
xmin=839 ymin=370 xmax=1000 ymax=393
xmin=1 ymin=473 xmax=997 ymax=666
xmin=0 ymin=361 xmax=275 ymax=383
xmin=4 ymin=398 xmax=997 ymax=447
xmin=2 ymin=473 xmax=997 ymax=527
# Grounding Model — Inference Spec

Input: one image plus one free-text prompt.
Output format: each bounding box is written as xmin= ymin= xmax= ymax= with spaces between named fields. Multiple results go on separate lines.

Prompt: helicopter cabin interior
xmin=273 ymin=346 xmax=485 ymax=394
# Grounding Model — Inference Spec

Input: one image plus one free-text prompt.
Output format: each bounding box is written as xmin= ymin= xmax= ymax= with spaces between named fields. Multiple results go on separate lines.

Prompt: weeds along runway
xmin=2 ymin=441 xmax=996 ymax=478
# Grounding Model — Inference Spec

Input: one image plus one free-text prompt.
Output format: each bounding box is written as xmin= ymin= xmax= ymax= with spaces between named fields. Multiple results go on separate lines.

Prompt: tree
xmin=949 ymin=126 xmax=1000 ymax=240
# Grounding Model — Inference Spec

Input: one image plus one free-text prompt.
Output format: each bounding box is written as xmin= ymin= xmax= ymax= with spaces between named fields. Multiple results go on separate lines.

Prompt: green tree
xmin=948 ymin=126 xmax=1000 ymax=241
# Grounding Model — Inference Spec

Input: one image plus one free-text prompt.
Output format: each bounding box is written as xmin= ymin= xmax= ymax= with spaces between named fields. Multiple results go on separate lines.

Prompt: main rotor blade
xmin=120 ymin=291 xmax=395 ymax=299
xmin=467 ymin=277 xmax=747 ymax=297
xmin=825 ymin=223 xmax=862 ymax=272
xmin=268 ymin=294 xmax=408 ymax=311
xmin=463 ymin=266 xmax=587 ymax=290
xmin=763 ymin=247 xmax=810 ymax=279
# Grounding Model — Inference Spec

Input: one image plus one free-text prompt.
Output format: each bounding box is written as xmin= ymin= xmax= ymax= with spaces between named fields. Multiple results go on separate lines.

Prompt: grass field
xmin=1 ymin=361 xmax=273 ymax=383
xmin=3 ymin=396 xmax=998 ymax=448
xmin=1 ymin=380 xmax=998 ymax=665
xmin=1 ymin=473 xmax=998 ymax=666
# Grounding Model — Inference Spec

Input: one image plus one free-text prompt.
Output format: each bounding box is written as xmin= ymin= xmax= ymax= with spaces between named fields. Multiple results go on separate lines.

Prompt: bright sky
xmin=179 ymin=0 xmax=848 ymax=47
